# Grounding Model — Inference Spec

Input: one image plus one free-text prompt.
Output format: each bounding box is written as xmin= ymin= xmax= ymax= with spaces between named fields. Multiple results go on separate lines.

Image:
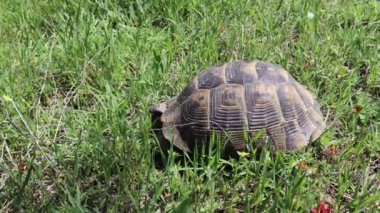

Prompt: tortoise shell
xmin=150 ymin=60 xmax=326 ymax=155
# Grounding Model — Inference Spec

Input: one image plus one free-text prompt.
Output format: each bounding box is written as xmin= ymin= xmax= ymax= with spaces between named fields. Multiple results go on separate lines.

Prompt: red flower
xmin=311 ymin=200 xmax=333 ymax=213
xmin=354 ymin=105 xmax=362 ymax=113
xmin=18 ymin=163 xmax=27 ymax=172
xmin=297 ymin=161 xmax=309 ymax=168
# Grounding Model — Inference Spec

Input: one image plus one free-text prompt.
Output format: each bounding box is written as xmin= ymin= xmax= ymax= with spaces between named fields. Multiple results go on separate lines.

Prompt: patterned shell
xmin=150 ymin=60 xmax=326 ymax=154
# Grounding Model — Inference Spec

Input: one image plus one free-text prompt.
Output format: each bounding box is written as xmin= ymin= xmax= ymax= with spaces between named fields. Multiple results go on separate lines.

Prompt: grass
xmin=0 ymin=0 xmax=379 ymax=212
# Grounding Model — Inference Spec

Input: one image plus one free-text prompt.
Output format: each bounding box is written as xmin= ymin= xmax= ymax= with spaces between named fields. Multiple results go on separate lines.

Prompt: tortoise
xmin=150 ymin=60 xmax=326 ymax=156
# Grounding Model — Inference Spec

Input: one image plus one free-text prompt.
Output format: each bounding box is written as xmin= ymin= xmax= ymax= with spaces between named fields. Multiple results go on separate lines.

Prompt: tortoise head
xmin=149 ymin=97 xmax=190 ymax=152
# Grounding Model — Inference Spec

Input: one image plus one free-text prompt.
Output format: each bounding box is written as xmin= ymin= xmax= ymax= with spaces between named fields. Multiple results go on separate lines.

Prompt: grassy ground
xmin=0 ymin=0 xmax=379 ymax=212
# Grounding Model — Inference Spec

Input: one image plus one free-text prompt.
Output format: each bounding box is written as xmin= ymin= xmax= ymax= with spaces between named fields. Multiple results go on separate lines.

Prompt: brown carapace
xmin=150 ymin=60 xmax=325 ymax=156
